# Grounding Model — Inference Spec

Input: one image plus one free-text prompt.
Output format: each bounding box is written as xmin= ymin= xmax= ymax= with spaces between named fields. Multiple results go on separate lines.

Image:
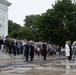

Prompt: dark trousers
xmin=69 ymin=51 xmax=72 ymax=61
xmin=26 ymin=53 xmax=29 ymax=61
xmin=43 ymin=52 xmax=46 ymax=60
xmin=13 ymin=46 xmax=17 ymax=56
xmin=30 ymin=54 xmax=34 ymax=61
xmin=44 ymin=54 xmax=46 ymax=60
xmin=0 ymin=45 xmax=1 ymax=49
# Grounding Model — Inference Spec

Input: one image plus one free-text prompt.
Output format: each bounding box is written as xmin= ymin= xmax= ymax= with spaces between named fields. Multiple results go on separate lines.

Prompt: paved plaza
xmin=0 ymin=55 xmax=76 ymax=75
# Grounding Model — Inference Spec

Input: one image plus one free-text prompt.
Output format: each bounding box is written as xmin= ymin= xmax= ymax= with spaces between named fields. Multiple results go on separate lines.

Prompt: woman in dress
xmin=65 ymin=41 xmax=70 ymax=61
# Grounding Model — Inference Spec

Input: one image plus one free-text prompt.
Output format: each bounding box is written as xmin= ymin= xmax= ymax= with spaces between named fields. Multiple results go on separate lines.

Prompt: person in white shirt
xmin=65 ymin=41 xmax=70 ymax=61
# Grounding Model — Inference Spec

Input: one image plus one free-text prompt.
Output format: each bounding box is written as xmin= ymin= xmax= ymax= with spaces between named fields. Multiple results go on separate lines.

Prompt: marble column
xmin=0 ymin=0 xmax=11 ymax=37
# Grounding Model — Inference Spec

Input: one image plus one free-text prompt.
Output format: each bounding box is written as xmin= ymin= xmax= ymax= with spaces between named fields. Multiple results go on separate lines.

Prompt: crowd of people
xmin=0 ymin=35 xmax=76 ymax=62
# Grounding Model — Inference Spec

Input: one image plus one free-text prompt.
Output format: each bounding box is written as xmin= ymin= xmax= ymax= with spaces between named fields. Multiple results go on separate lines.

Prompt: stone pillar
xmin=0 ymin=0 xmax=11 ymax=37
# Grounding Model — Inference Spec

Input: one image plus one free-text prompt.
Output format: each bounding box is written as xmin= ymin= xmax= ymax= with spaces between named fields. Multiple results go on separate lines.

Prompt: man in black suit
xmin=68 ymin=40 xmax=72 ymax=61
xmin=42 ymin=43 xmax=47 ymax=60
xmin=24 ymin=42 xmax=29 ymax=62
xmin=30 ymin=43 xmax=34 ymax=62
xmin=0 ymin=36 xmax=4 ymax=51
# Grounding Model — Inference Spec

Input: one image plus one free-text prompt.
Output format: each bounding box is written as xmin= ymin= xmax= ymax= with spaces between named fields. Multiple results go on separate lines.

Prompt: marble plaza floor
xmin=0 ymin=56 xmax=76 ymax=75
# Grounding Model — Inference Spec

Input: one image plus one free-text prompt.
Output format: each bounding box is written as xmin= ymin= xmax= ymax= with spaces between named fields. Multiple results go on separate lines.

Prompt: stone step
xmin=0 ymin=67 xmax=14 ymax=72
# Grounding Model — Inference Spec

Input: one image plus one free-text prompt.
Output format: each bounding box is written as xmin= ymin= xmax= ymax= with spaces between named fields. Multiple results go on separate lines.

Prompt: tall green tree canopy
xmin=9 ymin=0 xmax=76 ymax=46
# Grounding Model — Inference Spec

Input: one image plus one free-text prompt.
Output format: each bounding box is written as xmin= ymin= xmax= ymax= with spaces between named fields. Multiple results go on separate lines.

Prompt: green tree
xmin=24 ymin=15 xmax=41 ymax=41
xmin=8 ymin=20 xmax=21 ymax=37
xmin=36 ymin=0 xmax=76 ymax=45
xmin=9 ymin=0 xmax=76 ymax=46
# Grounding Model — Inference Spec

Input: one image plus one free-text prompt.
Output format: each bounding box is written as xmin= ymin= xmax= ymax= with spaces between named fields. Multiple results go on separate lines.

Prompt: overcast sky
xmin=8 ymin=0 xmax=56 ymax=26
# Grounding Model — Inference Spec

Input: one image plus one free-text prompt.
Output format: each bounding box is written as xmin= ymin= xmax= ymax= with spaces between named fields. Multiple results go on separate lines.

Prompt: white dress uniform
xmin=65 ymin=44 xmax=70 ymax=56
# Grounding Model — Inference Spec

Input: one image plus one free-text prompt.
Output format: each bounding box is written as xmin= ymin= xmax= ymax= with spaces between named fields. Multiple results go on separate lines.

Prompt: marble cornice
xmin=0 ymin=0 xmax=11 ymax=7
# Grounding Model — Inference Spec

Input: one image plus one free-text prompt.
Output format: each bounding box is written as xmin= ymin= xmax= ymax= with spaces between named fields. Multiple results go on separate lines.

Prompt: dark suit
xmin=30 ymin=45 xmax=34 ymax=61
xmin=43 ymin=44 xmax=47 ymax=60
xmin=24 ymin=44 xmax=29 ymax=61
xmin=0 ymin=38 xmax=4 ymax=49
xmin=69 ymin=44 xmax=72 ymax=61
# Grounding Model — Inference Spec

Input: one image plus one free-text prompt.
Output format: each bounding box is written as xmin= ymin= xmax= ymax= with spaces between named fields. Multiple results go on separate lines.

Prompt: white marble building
xmin=0 ymin=0 xmax=11 ymax=37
